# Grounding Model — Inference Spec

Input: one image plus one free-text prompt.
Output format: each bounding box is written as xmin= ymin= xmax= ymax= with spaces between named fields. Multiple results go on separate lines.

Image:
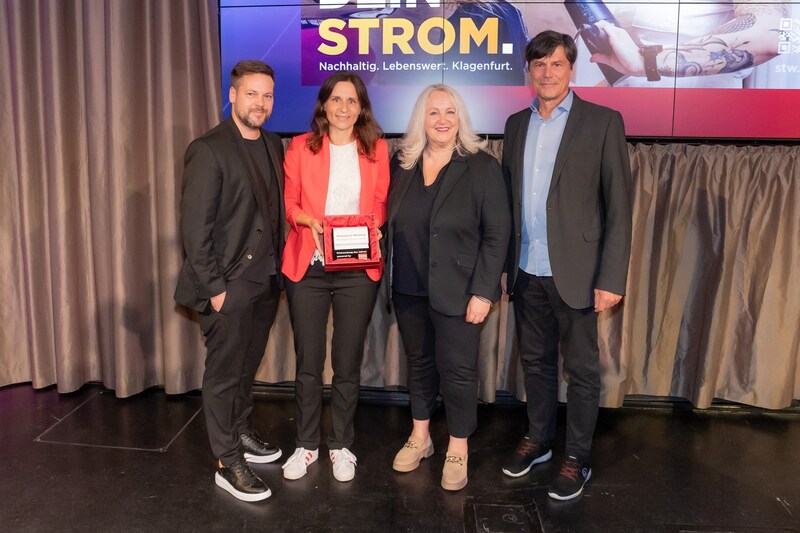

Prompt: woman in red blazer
xmin=281 ymin=72 xmax=389 ymax=484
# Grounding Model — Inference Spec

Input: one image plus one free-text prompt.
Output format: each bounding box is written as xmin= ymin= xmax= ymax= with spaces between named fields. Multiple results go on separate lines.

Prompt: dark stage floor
xmin=1 ymin=383 xmax=798 ymax=532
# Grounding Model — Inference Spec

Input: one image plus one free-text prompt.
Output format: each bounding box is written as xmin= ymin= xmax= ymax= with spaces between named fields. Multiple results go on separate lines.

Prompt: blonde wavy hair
xmin=396 ymin=84 xmax=487 ymax=170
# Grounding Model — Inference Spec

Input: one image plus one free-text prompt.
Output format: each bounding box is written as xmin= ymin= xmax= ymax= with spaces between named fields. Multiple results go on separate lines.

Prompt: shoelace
xmin=282 ymin=448 xmax=313 ymax=469
xmin=444 ymin=455 xmax=463 ymax=465
xmin=558 ymin=460 xmax=580 ymax=481
xmin=231 ymin=461 xmax=258 ymax=483
xmin=331 ymin=448 xmax=357 ymax=465
xmin=515 ymin=439 xmax=534 ymax=456
xmin=241 ymin=432 xmax=265 ymax=448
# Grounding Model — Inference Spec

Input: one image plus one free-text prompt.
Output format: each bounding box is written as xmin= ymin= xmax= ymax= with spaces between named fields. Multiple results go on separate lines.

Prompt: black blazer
xmin=502 ymin=93 xmax=632 ymax=309
xmin=174 ymin=117 xmax=285 ymax=312
xmin=386 ymin=150 xmax=511 ymax=316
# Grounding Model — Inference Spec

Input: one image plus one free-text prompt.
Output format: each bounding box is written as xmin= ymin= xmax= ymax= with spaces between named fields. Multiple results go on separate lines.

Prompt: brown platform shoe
xmin=441 ymin=451 xmax=468 ymax=491
xmin=392 ymin=434 xmax=434 ymax=473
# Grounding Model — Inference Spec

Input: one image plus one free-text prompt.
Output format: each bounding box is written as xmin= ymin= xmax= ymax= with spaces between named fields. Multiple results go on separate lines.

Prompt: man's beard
xmin=237 ymin=106 xmax=268 ymax=129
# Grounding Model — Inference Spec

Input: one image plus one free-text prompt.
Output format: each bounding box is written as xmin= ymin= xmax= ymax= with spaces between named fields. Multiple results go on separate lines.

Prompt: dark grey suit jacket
xmin=502 ymin=93 xmax=632 ymax=309
xmin=386 ymin=150 xmax=511 ymax=316
xmin=174 ymin=117 xmax=285 ymax=312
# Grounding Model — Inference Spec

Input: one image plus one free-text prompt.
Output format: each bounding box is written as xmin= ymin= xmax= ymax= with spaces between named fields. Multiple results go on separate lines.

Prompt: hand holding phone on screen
xmin=564 ymin=0 xmax=626 ymax=85
xmin=589 ymin=21 xmax=647 ymax=79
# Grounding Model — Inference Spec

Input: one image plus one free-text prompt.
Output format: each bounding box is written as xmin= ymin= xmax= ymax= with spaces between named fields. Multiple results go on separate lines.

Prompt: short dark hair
xmin=525 ymin=31 xmax=578 ymax=67
xmin=306 ymin=71 xmax=383 ymax=160
xmin=230 ymin=60 xmax=275 ymax=88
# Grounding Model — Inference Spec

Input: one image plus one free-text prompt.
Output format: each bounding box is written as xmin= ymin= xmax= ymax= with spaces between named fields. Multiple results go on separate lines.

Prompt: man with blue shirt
xmin=501 ymin=31 xmax=632 ymax=501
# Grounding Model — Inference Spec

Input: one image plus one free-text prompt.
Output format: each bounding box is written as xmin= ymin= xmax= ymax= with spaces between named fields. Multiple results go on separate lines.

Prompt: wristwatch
xmin=639 ymin=44 xmax=663 ymax=82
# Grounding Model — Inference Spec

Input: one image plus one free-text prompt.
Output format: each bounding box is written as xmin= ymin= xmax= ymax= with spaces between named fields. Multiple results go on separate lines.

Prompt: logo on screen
xmin=300 ymin=0 xmax=528 ymax=86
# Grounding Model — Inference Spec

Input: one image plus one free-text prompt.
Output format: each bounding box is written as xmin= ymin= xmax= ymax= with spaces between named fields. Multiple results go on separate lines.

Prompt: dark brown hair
xmin=231 ymin=60 xmax=275 ymax=88
xmin=525 ymin=31 xmax=578 ymax=67
xmin=306 ymin=72 xmax=383 ymax=160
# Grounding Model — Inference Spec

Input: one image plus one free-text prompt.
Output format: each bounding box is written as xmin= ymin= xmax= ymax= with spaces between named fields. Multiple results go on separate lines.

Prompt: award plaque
xmin=322 ymin=213 xmax=382 ymax=271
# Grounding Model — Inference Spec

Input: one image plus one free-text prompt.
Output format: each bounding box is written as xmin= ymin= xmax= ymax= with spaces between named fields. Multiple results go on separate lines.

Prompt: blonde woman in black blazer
xmin=385 ymin=84 xmax=510 ymax=491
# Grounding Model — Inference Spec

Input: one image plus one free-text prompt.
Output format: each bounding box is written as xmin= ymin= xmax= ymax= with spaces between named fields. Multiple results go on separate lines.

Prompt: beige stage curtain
xmin=2 ymin=2 xmax=798 ymax=408
xmin=605 ymin=144 xmax=800 ymax=409
xmin=313 ymin=142 xmax=800 ymax=410
xmin=0 ymin=0 xmax=220 ymax=397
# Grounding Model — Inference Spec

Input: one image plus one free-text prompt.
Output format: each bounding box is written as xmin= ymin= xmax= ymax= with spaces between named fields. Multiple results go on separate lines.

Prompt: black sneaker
xmin=501 ymin=436 xmax=553 ymax=477
xmin=215 ymin=459 xmax=272 ymax=502
xmin=548 ymin=455 xmax=592 ymax=500
xmin=241 ymin=431 xmax=282 ymax=464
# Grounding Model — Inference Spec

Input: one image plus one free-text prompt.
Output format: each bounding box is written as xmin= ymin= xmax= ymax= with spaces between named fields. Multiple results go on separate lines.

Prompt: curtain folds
xmin=1 ymin=0 xmax=220 ymax=397
xmin=2 ymin=2 xmax=798 ymax=408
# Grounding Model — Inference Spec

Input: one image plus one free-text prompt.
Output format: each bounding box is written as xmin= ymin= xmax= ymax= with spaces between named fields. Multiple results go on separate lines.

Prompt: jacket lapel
xmin=431 ymin=156 xmax=468 ymax=219
xmin=387 ymin=163 xmax=416 ymax=223
xmin=264 ymin=135 xmax=283 ymax=195
xmin=263 ymin=134 xmax=285 ymax=226
xmin=224 ymin=118 xmax=270 ymax=214
xmin=358 ymin=148 xmax=374 ymax=215
xmin=513 ymin=110 xmax=531 ymax=197
xmin=317 ymin=136 xmax=331 ymax=215
xmin=549 ymin=94 xmax=584 ymax=196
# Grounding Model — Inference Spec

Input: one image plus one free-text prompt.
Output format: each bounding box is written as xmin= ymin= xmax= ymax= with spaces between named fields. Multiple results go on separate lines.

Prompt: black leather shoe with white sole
xmin=241 ymin=431 xmax=282 ymax=464
xmin=215 ymin=459 xmax=271 ymax=502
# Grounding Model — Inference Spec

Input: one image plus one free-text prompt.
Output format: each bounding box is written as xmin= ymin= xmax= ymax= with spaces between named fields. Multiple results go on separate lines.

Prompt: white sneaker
xmin=330 ymin=448 xmax=357 ymax=482
xmin=282 ymin=447 xmax=318 ymax=480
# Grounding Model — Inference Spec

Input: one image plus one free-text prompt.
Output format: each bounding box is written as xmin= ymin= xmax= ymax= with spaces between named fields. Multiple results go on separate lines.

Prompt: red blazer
xmin=282 ymin=132 xmax=390 ymax=282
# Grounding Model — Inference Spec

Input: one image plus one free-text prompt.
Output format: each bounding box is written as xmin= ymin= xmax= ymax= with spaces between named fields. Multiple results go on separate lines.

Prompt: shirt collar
xmin=530 ymin=89 xmax=574 ymax=118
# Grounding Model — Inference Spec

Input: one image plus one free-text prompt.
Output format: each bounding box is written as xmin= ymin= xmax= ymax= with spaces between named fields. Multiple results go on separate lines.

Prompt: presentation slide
xmin=220 ymin=0 xmax=800 ymax=139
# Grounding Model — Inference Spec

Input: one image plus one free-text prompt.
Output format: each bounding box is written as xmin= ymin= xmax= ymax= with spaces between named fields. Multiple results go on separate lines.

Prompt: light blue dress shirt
xmin=519 ymin=90 xmax=573 ymax=276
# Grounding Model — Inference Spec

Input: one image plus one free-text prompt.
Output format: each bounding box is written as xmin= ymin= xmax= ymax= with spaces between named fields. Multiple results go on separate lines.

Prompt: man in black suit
xmin=175 ymin=60 xmax=285 ymax=502
xmin=501 ymin=31 xmax=632 ymax=501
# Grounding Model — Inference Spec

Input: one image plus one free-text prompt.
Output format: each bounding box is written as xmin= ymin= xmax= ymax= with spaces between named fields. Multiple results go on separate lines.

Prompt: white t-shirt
xmin=325 ymin=141 xmax=361 ymax=215
xmin=311 ymin=140 xmax=362 ymax=265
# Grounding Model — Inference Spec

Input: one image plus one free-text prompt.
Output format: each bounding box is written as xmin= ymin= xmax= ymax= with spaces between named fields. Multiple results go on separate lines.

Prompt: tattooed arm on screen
xmin=590 ymin=1 xmax=789 ymax=78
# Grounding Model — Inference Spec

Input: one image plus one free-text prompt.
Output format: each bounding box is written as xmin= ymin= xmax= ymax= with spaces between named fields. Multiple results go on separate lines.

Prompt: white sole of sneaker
xmin=214 ymin=472 xmax=272 ymax=502
xmin=282 ymin=466 xmax=310 ymax=480
xmin=547 ymin=469 xmax=592 ymax=501
xmin=332 ymin=469 xmax=355 ymax=482
xmin=244 ymin=449 xmax=282 ymax=464
xmin=501 ymin=448 xmax=553 ymax=478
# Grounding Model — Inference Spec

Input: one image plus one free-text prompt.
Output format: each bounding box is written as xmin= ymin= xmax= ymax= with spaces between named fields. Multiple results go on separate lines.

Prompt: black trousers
xmin=392 ymin=292 xmax=482 ymax=439
xmin=513 ymin=270 xmax=600 ymax=460
xmin=285 ymin=263 xmax=378 ymax=450
xmin=199 ymin=276 xmax=280 ymax=466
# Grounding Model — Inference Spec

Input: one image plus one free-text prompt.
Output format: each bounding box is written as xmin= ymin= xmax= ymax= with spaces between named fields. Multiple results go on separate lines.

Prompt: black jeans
xmin=393 ymin=292 xmax=482 ymax=439
xmin=199 ymin=276 xmax=280 ymax=466
xmin=285 ymin=263 xmax=378 ymax=450
xmin=512 ymin=270 xmax=600 ymax=460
